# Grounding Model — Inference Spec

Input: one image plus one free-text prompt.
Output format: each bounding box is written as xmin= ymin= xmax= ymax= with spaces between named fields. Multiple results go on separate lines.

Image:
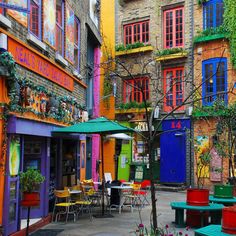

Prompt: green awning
xmin=52 ymin=117 xmax=135 ymax=135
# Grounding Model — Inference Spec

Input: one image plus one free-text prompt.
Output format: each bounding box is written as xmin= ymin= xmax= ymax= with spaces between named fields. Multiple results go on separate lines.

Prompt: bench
xmin=195 ymin=225 xmax=232 ymax=236
xmin=209 ymin=195 xmax=236 ymax=206
xmin=170 ymin=202 xmax=224 ymax=228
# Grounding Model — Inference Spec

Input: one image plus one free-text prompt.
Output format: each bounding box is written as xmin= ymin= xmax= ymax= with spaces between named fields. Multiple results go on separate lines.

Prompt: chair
xmin=133 ymin=183 xmax=149 ymax=206
xmin=75 ymin=185 xmax=93 ymax=221
xmin=52 ymin=189 xmax=76 ymax=223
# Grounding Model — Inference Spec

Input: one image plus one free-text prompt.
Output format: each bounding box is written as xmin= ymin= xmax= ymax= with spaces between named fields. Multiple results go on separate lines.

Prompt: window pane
xmin=165 ymin=11 xmax=173 ymax=48
xmin=30 ymin=0 xmax=39 ymax=37
xmin=206 ymin=4 xmax=214 ymax=28
xmin=216 ymin=2 xmax=224 ymax=27
xmin=56 ymin=0 xmax=62 ymax=26
xmin=166 ymin=71 xmax=173 ymax=106
xmin=175 ymin=69 xmax=183 ymax=106
xmin=216 ymin=62 xmax=226 ymax=101
xmin=205 ymin=63 xmax=214 ymax=103
xmin=175 ymin=9 xmax=183 ymax=47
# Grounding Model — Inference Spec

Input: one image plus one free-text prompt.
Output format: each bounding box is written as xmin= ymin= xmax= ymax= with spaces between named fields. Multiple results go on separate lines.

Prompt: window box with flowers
xmin=115 ymin=43 xmax=153 ymax=56
xmin=156 ymin=48 xmax=188 ymax=62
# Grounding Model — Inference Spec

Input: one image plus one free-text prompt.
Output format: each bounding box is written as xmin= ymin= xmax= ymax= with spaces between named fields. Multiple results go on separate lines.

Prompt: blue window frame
xmin=74 ymin=17 xmax=81 ymax=72
xmin=203 ymin=0 xmax=224 ymax=29
xmin=28 ymin=0 xmax=42 ymax=39
xmin=202 ymin=58 xmax=227 ymax=106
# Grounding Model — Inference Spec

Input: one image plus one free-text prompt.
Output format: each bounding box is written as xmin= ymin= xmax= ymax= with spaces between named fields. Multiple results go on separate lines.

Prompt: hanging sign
xmin=9 ymin=135 xmax=20 ymax=176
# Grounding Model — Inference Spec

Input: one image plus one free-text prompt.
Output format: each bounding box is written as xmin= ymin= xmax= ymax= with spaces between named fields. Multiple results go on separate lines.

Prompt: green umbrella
xmin=53 ymin=117 xmax=135 ymax=217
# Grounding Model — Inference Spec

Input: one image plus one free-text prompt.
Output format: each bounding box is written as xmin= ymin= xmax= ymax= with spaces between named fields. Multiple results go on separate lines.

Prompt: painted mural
xmin=43 ymin=0 xmax=56 ymax=48
xmin=9 ymin=136 xmax=20 ymax=176
xmin=65 ymin=2 xmax=74 ymax=63
xmin=196 ymin=136 xmax=210 ymax=178
xmin=7 ymin=0 xmax=27 ymax=27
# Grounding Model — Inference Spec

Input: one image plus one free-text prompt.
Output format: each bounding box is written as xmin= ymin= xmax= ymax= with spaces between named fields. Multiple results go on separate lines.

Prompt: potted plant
xmin=19 ymin=167 xmax=45 ymax=206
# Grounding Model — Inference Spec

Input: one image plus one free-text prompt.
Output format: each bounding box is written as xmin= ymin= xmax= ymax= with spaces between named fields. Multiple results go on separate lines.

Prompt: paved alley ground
xmin=33 ymin=191 xmax=194 ymax=236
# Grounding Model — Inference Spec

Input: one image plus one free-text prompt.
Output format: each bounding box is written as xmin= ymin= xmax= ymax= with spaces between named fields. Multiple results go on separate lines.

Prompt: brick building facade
xmin=0 ymin=0 xmax=101 ymax=235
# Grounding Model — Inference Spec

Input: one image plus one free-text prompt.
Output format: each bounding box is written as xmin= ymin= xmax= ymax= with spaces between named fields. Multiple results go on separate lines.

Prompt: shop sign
xmin=8 ymin=37 xmax=74 ymax=91
xmin=135 ymin=122 xmax=154 ymax=131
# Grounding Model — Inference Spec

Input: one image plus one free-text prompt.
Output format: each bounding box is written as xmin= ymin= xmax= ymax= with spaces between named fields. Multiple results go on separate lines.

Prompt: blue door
xmin=160 ymin=119 xmax=190 ymax=184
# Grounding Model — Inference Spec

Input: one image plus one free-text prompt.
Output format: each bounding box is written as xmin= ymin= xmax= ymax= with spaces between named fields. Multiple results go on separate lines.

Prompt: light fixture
xmin=209 ymin=78 xmax=213 ymax=83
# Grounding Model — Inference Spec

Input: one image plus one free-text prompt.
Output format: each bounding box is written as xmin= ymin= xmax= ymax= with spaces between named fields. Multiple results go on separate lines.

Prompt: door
xmin=4 ymin=135 xmax=21 ymax=236
xmin=21 ymin=136 xmax=47 ymax=218
xmin=86 ymin=137 xmax=92 ymax=179
xmin=80 ymin=140 xmax=86 ymax=180
xmin=160 ymin=119 xmax=190 ymax=184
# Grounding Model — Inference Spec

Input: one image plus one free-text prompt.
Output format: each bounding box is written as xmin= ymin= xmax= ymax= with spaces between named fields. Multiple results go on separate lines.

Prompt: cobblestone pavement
xmin=35 ymin=191 xmax=195 ymax=236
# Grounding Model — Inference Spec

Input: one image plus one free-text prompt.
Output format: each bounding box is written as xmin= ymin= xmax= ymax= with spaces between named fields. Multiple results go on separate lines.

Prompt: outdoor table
xmin=109 ymin=186 xmax=133 ymax=214
xmin=209 ymin=195 xmax=236 ymax=206
xmin=170 ymin=202 xmax=224 ymax=228
xmin=195 ymin=225 xmax=231 ymax=236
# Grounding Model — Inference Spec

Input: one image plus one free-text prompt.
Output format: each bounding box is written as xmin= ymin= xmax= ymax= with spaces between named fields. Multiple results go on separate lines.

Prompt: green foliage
xmin=0 ymin=52 xmax=16 ymax=77
xmin=194 ymin=26 xmax=228 ymax=44
xmin=192 ymin=100 xmax=229 ymax=118
xmin=115 ymin=42 xmax=150 ymax=52
xmin=224 ymin=0 xmax=236 ymax=68
xmin=197 ymin=0 xmax=209 ymax=5
xmin=19 ymin=168 xmax=45 ymax=193
xmin=155 ymin=47 xmax=186 ymax=57
xmin=118 ymin=101 xmax=151 ymax=110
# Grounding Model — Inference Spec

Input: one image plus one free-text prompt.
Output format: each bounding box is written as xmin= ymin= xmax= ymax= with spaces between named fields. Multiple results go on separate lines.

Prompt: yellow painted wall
xmin=100 ymin=0 xmax=116 ymax=179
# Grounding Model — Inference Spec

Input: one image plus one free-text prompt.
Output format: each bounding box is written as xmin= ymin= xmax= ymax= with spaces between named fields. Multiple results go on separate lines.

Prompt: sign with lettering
xmin=8 ymin=38 xmax=74 ymax=91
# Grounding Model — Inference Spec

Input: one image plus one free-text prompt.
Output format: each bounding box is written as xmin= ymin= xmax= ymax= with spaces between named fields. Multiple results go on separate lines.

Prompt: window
xmin=163 ymin=67 xmax=184 ymax=111
xmin=56 ymin=0 xmax=64 ymax=55
xmin=202 ymin=58 xmax=227 ymax=106
xmin=163 ymin=7 xmax=184 ymax=48
xmin=123 ymin=20 xmax=149 ymax=45
xmin=29 ymin=0 xmax=41 ymax=38
xmin=123 ymin=77 xmax=149 ymax=103
xmin=74 ymin=17 xmax=80 ymax=72
xmin=203 ymin=0 xmax=224 ymax=29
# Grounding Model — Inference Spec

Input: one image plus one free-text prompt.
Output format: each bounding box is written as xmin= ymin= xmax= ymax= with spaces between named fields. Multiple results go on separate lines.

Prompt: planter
xmin=214 ymin=185 xmax=233 ymax=198
xmin=222 ymin=206 xmax=236 ymax=234
xmin=186 ymin=210 xmax=209 ymax=227
xmin=186 ymin=188 xmax=209 ymax=206
xmin=21 ymin=192 xmax=40 ymax=207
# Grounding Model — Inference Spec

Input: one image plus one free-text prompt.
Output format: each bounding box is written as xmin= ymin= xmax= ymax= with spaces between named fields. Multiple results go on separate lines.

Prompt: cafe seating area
xmin=52 ymin=178 xmax=151 ymax=223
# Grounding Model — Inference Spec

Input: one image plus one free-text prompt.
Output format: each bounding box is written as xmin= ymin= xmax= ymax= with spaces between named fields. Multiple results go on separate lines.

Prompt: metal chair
xmin=52 ymin=189 xmax=76 ymax=223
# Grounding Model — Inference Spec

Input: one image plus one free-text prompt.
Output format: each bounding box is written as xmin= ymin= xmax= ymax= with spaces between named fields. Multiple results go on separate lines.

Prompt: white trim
xmin=27 ymin=33 xmax=47 ymax=51
xmin=73 ymin=70 xmax=83 ymax=80
xmin=0 ymin=14 xmax=12 ymax=29
xmin=55 ymin=53 xmax=68 ymax=67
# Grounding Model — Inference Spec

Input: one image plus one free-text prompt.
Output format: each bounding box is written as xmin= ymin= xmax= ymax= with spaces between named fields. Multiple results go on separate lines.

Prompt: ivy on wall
xmin=0 ymin=52 xmax=86 ymax=124
xmin=155 ymin=47 xmax=187 ymax=57
xmin=223 ymin=0 xmax=236 ymax=68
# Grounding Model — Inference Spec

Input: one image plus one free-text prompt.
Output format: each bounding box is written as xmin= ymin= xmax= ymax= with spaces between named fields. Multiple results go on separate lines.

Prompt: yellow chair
xmin=52 ymin=189 xmax=76 ymax=223
xmin=75 ymin=185 xmax=93 ymax=221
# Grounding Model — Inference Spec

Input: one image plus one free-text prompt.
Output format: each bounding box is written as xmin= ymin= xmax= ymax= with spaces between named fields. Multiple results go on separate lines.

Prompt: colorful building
xmin=114 ymin=0 xmax=194 ymax=185
xmin=0 ymin=0 xmax=101 ymax=235
xmin=193 ymin=0 xmax=236 ymax=189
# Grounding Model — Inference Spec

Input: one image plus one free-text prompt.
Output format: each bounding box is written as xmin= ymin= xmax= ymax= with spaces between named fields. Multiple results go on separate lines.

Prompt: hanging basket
xmin=186 ymin=188 xmax=209 ymax=206
xmin=21 ymin=192 xmax=40 ymax=207
xmin=222 ymin=206 xmax=236 ymax=234
xmin=214 ymin=185 xmax=233 ymax=198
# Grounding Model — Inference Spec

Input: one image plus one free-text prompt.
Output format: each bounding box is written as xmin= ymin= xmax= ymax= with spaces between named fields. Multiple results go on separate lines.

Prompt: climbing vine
xmin=223 ymin=0 xmax=236 ymax=68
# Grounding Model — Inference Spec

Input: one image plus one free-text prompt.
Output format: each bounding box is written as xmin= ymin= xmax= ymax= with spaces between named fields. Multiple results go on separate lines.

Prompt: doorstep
xmin=10 ymin=214 xmax=52 ymax=236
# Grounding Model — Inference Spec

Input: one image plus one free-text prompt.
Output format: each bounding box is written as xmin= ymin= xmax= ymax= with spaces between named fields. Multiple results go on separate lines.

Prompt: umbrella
xmin=106 ymin=133 xmax=133 ymax=140
xmin=53 ymin=117 xmax=135 ymax=217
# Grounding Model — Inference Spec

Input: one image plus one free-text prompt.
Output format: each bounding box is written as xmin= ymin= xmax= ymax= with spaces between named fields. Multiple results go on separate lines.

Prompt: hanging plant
xmin=223 ymin=0 xmax=236 ymax=68
xmin=155 ymin=47 xmax=187 ymax=57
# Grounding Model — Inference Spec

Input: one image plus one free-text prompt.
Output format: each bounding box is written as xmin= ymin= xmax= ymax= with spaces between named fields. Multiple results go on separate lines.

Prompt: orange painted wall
xmin=100 ymin=0 xmax=116 ymax=179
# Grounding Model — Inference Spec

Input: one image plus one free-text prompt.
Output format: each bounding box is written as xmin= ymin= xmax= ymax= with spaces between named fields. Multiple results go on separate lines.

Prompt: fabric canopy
xmin=53 ymin=117 xmax=134 ymax=134
xmin=106 ymin=133 xmax=133 ymax=140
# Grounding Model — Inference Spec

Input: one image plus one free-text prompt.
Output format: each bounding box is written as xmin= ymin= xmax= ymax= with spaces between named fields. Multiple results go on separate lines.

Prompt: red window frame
xmin=123 ymin=77 xmax=149 ymax=103
xmin=74 ymin=17 xmax=80 ymax=72
xmin=56 ymin=0 xmax=64 ymax=55
xmin=30 ymin=0 xmax=40 ymax=37
xmin=163 ymin=67 xmax=184 ymax=112
xmin=163 ymin=7 xmax=184 ymax=48
xmin=123 ymin=20 xmax=149 ymax=45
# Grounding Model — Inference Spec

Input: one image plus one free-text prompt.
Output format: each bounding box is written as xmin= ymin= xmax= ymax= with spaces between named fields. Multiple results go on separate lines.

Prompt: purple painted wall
xmin=92 ymin=47 xmax=101 ymax=181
